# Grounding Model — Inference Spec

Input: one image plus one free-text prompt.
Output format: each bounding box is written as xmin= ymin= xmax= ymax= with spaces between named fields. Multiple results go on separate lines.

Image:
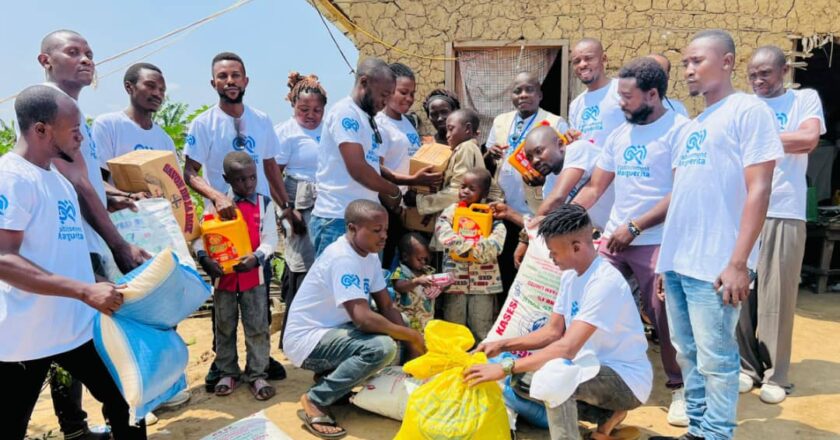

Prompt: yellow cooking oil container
xmin=450 ymin=202 xmax=493 ymax=263
xmin=201 ymin=209 xmax=252 ymax=274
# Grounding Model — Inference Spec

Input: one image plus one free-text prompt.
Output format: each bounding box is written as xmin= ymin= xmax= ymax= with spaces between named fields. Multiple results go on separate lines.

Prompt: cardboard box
xmin=107 ymin=150 xmax=200 ymax=241
xmin=409 ymin=143 xmax=452 ymax=194
xmin=402 ymin=207 xmax=437 ymax=234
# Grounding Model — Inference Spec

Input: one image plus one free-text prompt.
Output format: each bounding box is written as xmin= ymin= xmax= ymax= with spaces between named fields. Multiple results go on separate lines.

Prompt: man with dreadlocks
xmin=465 ymin=204 xmax=652 ymax=440
xmin=421 ymin=88 xmax=460 ymax=144
xmin=269 ymin=72 xmax=326 ymax=347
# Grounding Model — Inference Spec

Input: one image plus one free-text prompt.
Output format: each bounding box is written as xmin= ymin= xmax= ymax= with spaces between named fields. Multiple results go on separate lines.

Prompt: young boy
xmin=389 ymin=233 xmax=444 ymax=333
xmin=404 ymin=109 xmax=502 ymax=217
xmin=196 ymin=151 xmax=278 ymax=401
xmin=283 ymin=199 xmax=425 ymax=438
xmin=436 ymin=167 xmax=507 ymax=341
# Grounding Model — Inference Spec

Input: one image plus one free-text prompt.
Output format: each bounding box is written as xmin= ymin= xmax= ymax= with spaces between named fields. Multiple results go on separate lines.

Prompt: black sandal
xmin=297 ymin=409 xmax=347 ymax=439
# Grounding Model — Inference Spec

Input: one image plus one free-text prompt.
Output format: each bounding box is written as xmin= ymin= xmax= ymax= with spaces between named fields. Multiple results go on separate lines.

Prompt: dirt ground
xmin=27 ymin=289 xmax=840 ymax=439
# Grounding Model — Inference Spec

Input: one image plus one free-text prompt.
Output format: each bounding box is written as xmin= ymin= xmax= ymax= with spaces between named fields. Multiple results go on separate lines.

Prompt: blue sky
xmin=0 ymin=0 xmax=359 ymax=125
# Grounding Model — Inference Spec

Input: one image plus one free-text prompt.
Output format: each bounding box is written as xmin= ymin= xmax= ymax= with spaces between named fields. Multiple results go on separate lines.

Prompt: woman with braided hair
xmin=272 ymin=72 xmax=327 ymax=347
xmin=422 ymin=88 xmax=460 ymax=144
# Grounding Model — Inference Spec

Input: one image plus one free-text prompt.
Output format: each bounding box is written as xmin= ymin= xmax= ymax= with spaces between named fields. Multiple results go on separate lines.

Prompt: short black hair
xmin=619 ymin=57 xmax=668 ymax=100
xmin=345 ymin=199 xmax=387 ymax=224
xmin=124 ymin=62 xmax=162 ymax=85
xmin=389 ymin=62 xmax=415 ymax=81
xmin=692 ymin=29 xmax=736 ymax=56
xmin=538 ymin=204 xmax=592 ymax=241
xmin=398 ymin=232 xmax=429 ymax=261
xmin=212 ymin=52 xmax=246 ymax=74
xmin=451 ymin=108 xmax=480 ymax=133
xmin=356 ymin=57 xmax=395 ymax=83
xmin=15 ymin=84 xmax=73 ymax=131
xmin=422 ymin=89 xmax=460 ymax=116
xmin=40 ymin=29 xmax=82 ymax=54
xmin=222 ymin=151 xmax=255 ymax=176
xmin=464 ymin=167 xmax=492 ymax=196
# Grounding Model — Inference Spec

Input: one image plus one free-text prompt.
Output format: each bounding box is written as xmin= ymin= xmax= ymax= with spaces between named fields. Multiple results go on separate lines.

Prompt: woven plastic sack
xmin=396 ymin=320 xmax=510 ymax=440
xmin=115 ymin=248 xmax=211 ymax=329
xmin=351 ymin=366 xmax=428 ymax=421
xmin=93 ymin=313 xmax=188 ymax=424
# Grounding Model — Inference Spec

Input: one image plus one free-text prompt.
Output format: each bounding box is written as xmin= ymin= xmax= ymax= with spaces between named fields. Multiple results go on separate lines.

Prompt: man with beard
xmin=648 ymin=54 xmax=690 ymax=117
xmin=0 ymin=84 xmax=145 ymax=440
xmin=39 ymin=29 xmax=150 ymax=439
xmin=737 ymin=45 xmax=825 ymax=404
xmin=309 ymin=57 xmax=401 ymax=257
xmin=652 ymin=30 xmax=782 ymax=440
xmin=572 ymin=58 xmax=690 ymax=427
xmin=183 ymin=51 xmax=287 ymax=390
xmin=538 ymin=38 xmax=621 ymax=230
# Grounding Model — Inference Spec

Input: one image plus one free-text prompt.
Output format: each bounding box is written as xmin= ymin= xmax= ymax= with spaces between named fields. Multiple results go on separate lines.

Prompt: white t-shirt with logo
xmin=313 ymin=96 xmax=383 ymax=219
xmin=597 ymin=111 xmax=689 ymax=245
xmin=760 ymin=89 xmax=826 ymax=220
xmin=282 ymin=235 xmax=386 ymax=366
xmin=569 ymin=79 xmax=626 ymax=148
xmin=274 ymin=118 xmax=321 ymax=182
xmin=657 ymin=93 xmax=784 ymax=282
xmin=560 ymin=140 xmax=615 ymax=230
xmin=553 ymin=256 xmax=653 ymax=403
xmin=92 ymin=111 xmax=176 ymax=169
xmin=0 ymin=153 xmax=96 ymax=361
xmin=375 ymin=112 xmax=421 ymax=175
xmin=185 ymin=104 xmax=280 ymax=204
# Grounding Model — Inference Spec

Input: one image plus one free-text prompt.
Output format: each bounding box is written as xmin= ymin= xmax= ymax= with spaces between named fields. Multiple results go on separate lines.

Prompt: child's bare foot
xmin=297 ymin=393 xmax=346 ymax=439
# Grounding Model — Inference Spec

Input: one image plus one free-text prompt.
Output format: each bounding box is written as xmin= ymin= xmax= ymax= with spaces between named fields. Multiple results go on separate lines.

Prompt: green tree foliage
xmin=0 ymin=119 xmax=16 ymax=155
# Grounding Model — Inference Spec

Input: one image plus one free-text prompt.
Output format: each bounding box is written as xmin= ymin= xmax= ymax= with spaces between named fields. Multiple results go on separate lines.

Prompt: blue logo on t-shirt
xmin=341 ymin=273 xmax=361 ymax=289
xmin=406 ymin=133 xmax=421 ymax=148
xmin=623 ymin=144 xmax=647 ymax=165
xmin=776 ymin=112 xmax=789 ymax=130
xmin=342 ymin=117 xmax=360 ymax=132
xmin=685 ymin=129 xmax=706 ymax=152
xmin=0 ymin=194 xmax=8 ymax=216
xmin=58 ymin=200 xmax=77 ymax=224
xmin=133 ymin=144 xmax=153 ymax=151
xmin=363 ymin=278 xmax=371 ymax=295
xmin=365 ymin=134 xmax=380 ymax=163
xmin=232 ymin=135 xmax=257 ymax=154
xmin=84 ymin=125 xmax=97 ymax=160
xmin=582 ymin=105 xmax=600 ymax=121
xmin=316 ymin=136 xmax=321 ymax=143
xmin=570 ymin=300 xmax=580 ymax=318
xmin=186 ymin=134 xmax=196 ymax=146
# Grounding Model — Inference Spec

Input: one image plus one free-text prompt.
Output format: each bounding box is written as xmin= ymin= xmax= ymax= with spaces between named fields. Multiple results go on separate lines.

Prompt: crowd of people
xmin=0 ymin=26 xmax=825 ymax=440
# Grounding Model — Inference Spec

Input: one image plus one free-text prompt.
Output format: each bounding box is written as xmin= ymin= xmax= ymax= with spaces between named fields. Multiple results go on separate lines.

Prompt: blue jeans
xmin=663 ymin=271 xmax=741 ymax=440
xmin=301 ymin=323 xmax=397 ymax=407
xmin=309 ymin=215 xmax=346 ymax=259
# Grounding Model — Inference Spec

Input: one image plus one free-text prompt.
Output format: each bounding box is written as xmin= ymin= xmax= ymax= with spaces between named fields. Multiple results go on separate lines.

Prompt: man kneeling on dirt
xmin=282 ymin=199 xmax=426 ymax=439
xmin=464 ymin=204 xmax=652 ymax=440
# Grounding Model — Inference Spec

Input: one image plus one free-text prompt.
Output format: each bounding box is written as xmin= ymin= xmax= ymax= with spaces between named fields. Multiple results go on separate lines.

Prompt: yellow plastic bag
xmin=396 ymin=320 xmax=511 ymax=440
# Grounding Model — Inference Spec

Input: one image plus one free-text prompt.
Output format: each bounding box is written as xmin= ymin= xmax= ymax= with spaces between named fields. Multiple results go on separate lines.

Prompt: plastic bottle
xmin=200 ymin=209 xmax=252 ymax=274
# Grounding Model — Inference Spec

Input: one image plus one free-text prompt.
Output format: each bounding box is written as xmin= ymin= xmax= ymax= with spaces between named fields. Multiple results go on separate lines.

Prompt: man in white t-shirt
xmin=93 ymin=62 xmax=176 ymax=183
xmin=648 ymin=54 xmax=690 ymax=117
xmin=465 ymin=205 xmax=651 ymax=440
xmin=38 ymin=29 xmax=151 ymax=438
xmin=540 ymin=38 xmax=622 ymax=225
xmin=284 ymin=200 xmax=424 ymax=438
xmin=652 ymin=31 xmax=783 ymax=440
xmin=573 ymin=58 xmax=690 ymax=427
xmin=0 ymin=85 xmax=145 ymax=439
xmin=310 ymin=58 xmax=402 ymax=257
xmin=736 ymin=45 xmax=826 ymax=404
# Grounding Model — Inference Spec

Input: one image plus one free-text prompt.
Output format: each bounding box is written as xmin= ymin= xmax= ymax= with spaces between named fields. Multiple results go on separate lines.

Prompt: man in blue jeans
xmin=283 ymin=200 xmax=425 ymax=438
xmin=652 ymin=30 xmax=782 ymax=440
xmin=309 ymin=58 xmax=402 ymax=257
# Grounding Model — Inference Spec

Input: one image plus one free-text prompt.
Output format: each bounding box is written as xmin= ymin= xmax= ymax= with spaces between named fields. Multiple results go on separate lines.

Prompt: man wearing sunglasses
xmin=309 ymin=57 xmax=401 ymax=258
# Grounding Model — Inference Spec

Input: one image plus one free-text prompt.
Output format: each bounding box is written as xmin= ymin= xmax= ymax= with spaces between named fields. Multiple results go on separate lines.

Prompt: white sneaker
xmin=144 ymin=412 xmax=158 ymax=426
xmin=159 ymin=390 xmax=191 ymax=409
xmin=759 ymin=383 xmax=787 ymax=404
xmin=739 ymin=373 xmax=754 ymax=393
xmin=667 ymin=388 xmax=690 ymax=427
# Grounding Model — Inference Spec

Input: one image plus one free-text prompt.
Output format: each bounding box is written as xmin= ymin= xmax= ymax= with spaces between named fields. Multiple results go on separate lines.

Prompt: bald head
xmin=524 ymin=125 xmax=565 ymax=175
xmin=691 ymin=29 xmax=736 ymax=56
xmin=574 ymin=38 xmax=604 ymax=55
xmin=524 ymin=125 xmax=560 ymax=149
xmin=40 ymin=29 xmax=83 ymax=54
xmin=747 ymin=45 xmax=788 ymax=98
xmin=572 ymin=38 xmax=608 ymax=87
xmin=751 ymin=45 xmax=786 ymax=69
xmin=513 ymin=71 xmax=541 ymax=88
xmin=648 ymin=54 xmax=671 ymax=75
xmin=356 ymin=57 xmax=396 ymax=83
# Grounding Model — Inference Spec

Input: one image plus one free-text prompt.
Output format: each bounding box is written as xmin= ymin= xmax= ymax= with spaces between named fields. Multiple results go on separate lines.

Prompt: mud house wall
xmin=323 ymin=0 xmax=838 ymax=132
